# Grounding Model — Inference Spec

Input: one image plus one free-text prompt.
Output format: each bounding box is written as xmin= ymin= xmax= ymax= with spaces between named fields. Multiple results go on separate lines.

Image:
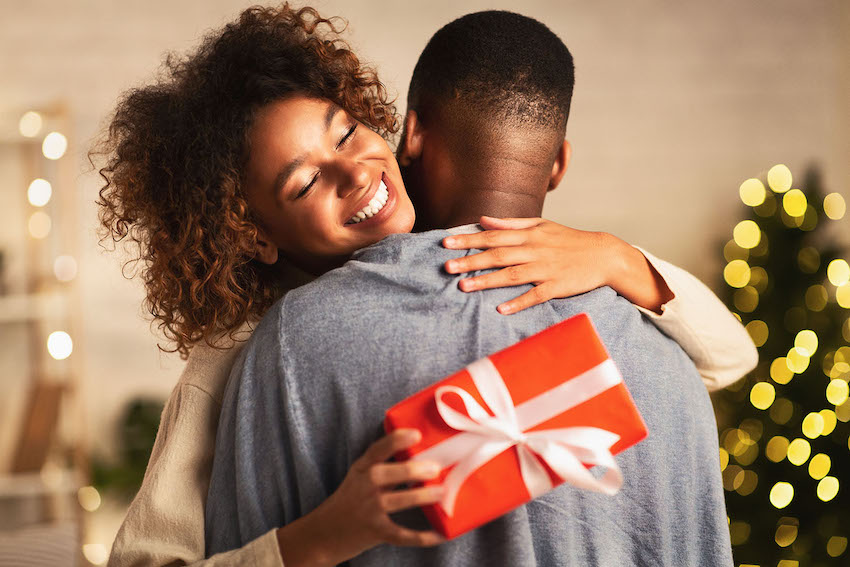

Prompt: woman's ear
xmin=547 ymin=139 xmax=572 ymax=192
xmin=255 ymin=227 xmax=279 ymax=265
xmin=397 ymin=110 xmax=425 ymax=167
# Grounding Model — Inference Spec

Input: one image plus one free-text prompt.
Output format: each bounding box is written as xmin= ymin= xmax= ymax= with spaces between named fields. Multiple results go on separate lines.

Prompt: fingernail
xmin=423 ymin=463 xmax=441 ymax=477
xmin=459 ymin=279 xmax=475 ymax=291
xmin=443 ymin=237 xmax=456 ymax=247
xmin=445 ymin=261 xmax=457 ymax=273
xmin=404 ymin=429 xmax=422 ymax=443
xmin=497 ymin=304 xmax=512 ymax=315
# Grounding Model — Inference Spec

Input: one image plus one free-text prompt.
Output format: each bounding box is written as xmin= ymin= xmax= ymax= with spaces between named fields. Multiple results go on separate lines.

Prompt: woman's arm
xmin=442 ymin=217 xmax=758 ymax=392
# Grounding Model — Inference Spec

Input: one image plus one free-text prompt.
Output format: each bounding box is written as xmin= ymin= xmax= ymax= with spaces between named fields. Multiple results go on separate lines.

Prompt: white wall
xmin=1 ymin=0 xmax=847 ymax=456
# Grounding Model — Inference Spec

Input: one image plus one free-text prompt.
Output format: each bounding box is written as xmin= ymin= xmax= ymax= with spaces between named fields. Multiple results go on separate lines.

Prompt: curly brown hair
xmin=94 ymin=3 xmax=398 ymax=358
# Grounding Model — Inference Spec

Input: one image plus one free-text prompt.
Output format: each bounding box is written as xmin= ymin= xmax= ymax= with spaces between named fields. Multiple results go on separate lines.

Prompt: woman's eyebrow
xmin=273 ymin=103 xmax=344 ymax=197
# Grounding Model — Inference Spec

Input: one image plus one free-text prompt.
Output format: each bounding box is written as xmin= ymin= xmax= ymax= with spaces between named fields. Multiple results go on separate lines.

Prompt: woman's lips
xmin=344 ymin=172 xmax=398 ymax=228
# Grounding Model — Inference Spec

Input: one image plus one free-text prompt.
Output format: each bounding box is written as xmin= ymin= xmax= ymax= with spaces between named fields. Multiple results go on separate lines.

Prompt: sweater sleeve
xmin=631 ymin=246 xmax=758 ymax=391
xmin=106 ymin=382 xmax=286 ymax=567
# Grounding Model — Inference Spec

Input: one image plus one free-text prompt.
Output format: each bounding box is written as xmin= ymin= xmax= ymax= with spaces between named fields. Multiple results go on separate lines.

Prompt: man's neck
xmin=438 ymin=189 xmax=544 ymax=230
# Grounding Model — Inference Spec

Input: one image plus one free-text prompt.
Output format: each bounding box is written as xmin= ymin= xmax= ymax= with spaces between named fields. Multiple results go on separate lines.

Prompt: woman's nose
xmin=336 ymin=159 xmax=372 ymax=198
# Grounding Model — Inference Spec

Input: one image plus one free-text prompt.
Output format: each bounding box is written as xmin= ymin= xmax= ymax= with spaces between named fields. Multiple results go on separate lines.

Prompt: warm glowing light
xmin=777 ymin=560 xmax=799 ymax=567
xmin=723 ymin=240 xmax=748 ymax=262
xmin=786 ymin=347 xmax=810 ymax=374
xmin=837 ymin=284 xmax=850 ymax=309
xmin=806 ymin=284 xmax=828 ymax=311
xmin=828 ymin=259 xmax=850 ymax=286
xmin=19 ymin=111 xmax=43 ymax=137
xmin=830 ymin=361 xmax=850 ymax=379
xmin=749 ymin=266 xmax=768 ymax=292
xmin=770 ymin=398 xmax=794 ymax=424
xmin=719 ymin=447 xmax=729 ymax=471
xmin=42 ymin=131 xmax=68 ymax=160
xmin=47 ymin=331 xmax=73 ymax=360
xmin=824 ymin=193 xmax=846 ymax=220
xmin=27 ymin=178 xmax=52 ymax=207
xmin=808 ymin=453 xmax=831 ymax=480
xmin=82 ymin=543 xmax=108 ymax=565
xmin=797 ymin=247 xmax=820 ymax=273
xmin=802 ymin=412 xmax=825 ymax=438
xmin=783 ymin=189 xmax=807 ymax=217
xmin=794 ymin=330 xmax=818 ymax=357
xmin=724 ymin=259 xmax=751 ymax=288
xmin=733 ymin=286 xmax=759 ymax=313
xmin=53 ymin=255 xmax=78 ymax=282
xmin=729 ymin=521 xmax=751 ymax=545
xmin=77 ymin=486 xmax=101 ymax=512
xmin=787 ymin=438 xmax=811 ymax=465
xmin=770 ymin=358 xmax=794 ymax=384
xmin=745 ymin=320 xmax=768 ymax=347
xmin=768 ymin=164 xmax=793 ymax=193
xmin=750 ymin=382 xmax=775 ymax=410
xmin=820 ymin=409 xmax=837 ymax=435
xmin=722 ymin=464 xmax=744 ymax=491
xmin=28 ymin=212 xmax=51 ymax=239
xmin=827 ymin=536 xmax=848 ymax=558
xmin=826 ymin=379 xmax=849 ymax=405
xmin=817 ymin=476 xmax=839 ymax=501
xmin=837 ymin=400 xmax=850 ymax=423
xmin=800 ymin=205 xmax=818 ymax=231
xmin=770 ymin=482 xmax=794 ymax=508
xmin=733 ymin=220 xmax=761 ymax=249
xmin=766 ymin=436 xmax=789 ymax=462
xmin=739 ymin=178 xmax=766 ymax=206
xmin=775 ymin=522 xmax=798 ymax=547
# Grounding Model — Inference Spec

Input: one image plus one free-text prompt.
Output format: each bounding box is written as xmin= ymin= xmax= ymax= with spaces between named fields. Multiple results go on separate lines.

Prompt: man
xmin=206 ymin=11 xmax=734 ymax=566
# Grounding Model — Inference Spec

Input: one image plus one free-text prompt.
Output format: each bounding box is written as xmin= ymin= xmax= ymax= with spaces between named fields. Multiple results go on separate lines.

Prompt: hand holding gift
xmin=384 ymin=313 xmax=649 ymax=539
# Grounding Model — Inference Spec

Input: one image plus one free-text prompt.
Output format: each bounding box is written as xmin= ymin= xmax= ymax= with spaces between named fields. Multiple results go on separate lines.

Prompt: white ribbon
xmin=413 ymin=357 xmax=625 ymax=516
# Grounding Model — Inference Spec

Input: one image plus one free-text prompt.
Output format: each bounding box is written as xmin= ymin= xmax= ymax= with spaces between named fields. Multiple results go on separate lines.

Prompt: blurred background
xmin=0 ymin=0 xmax=847 ymax=565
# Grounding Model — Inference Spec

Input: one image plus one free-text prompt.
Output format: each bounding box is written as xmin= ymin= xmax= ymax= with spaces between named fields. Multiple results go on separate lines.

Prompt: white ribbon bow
xmin=412 ymin=358 xmax=625 ymax=516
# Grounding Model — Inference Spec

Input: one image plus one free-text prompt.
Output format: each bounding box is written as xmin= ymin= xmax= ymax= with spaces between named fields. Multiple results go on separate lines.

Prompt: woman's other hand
xmin=442 ymin=216 xmax=674 ymax=315
xmin=278 ymin=428 xmax=445 ymax=567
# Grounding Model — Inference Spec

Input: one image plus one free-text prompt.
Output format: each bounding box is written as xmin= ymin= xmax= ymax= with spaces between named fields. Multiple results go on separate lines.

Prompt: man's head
xmin=398 ymin=10 xmax=575 ymax=230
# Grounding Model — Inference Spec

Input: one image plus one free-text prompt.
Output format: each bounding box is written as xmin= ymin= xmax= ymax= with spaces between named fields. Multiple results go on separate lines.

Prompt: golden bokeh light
xmin=719 ymin=447 xmax=729 ymax=471
xmin=82 ymin=543 xmax=108 ymax=565
xmin=770 ymin=358 xmax=794 ymax=384
xmin=800 ymin=205 xmax=818 ymax=231
xmin=808 ymin=453 xmax=831 ymax=480
xmin=755 ymin=193 xmax=777 ymax=217
xmin=77 ymin=486 xmax=102 ymax=512
xmin=723 ymin=240 xmax=749 ymax=262
xmin=819 ymin=409 xmax=837 ymax=435
xmin=748 ymin=266 xmax=768 ymax=292
xmin=837 ymin=400 xmax=850 ymax=423
xmin=794 ymin=330 xmax=818 ymax=357
xmin=769 ymin=482 xmax=794 ymax=508
xmin=722 ymin=464 xmax=744 ymax=491
xmin=733 ymin=286 xmax=759 ymax=313
xmin=27 ymin=178 xmax=52 ymax=207
xmin=768 ymin=164 xmax=793 ymax=193
xmin=782 ymin=189 xmax=808 ymax=217
xmin=19 ymin=111 xmax=43 ymax=137
xmin=837 ymin=284 xmax=850 ymax=309
xmin=823 ymin=193 xmax=846 ymax=220
xmin=750 ymin=382 xmax=775 ymax=410
xmin=745 ymin=320 xmax=768 ymax=347
xmin=42 ymin=131 xmax=68 ymax=160
xmin=777 ymin=561 xmax=799 ymax=567
xmin=801 ymin=412 xmax=825 ymax=438
xmin=775 ymin=522 xmax=798 ymax=547
xmin=828 ymin=259 xmax=850 ymax=286
xmin=826 ymin=379 xmax=849 ymax=406
xmin=785 ymin=347 xmax=810 ymax=374
xmin=47 ymin=331 xmax=73 ymax=360
xmin=817 ymin=476 xmax=839 ymax=501
xmin=724 ymin=259 xmax=751 ymax=288
xmin=765 ymin=436 xmax=789 ymax=462
xmin=805 ymin=285 xmax=828 ymax=312
xmin=28 ymin=211 xmax=51 ymax=239
xmin=739 ymin=418 xmax=764 ymax=442
xmin=797 ymin=247 xmax=820 ymax=273
xmin=787 ymin=438 xmax=811 ymax=466
xmin=729 ymin=521 xmax=751 ymax=545
xmin=830 ymin=362 xmax=850 ymax=379
xmin=733 ymin=220 xmax=761 ymax=249
xmin=770 ymin=398 xmax=794 ymax=424
xmin=739 ymin=178 xmax=766 ymax=207
xmin=827 ymin=536 xmax=848 ymax=558
xmin=737 ymin=470 xmax=759 ymax=496
xmin=53 ymin=255 xmax=78 ymax=282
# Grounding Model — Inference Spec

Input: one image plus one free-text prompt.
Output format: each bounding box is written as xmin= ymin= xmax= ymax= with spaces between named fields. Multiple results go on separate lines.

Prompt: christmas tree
xmin=715 ymin=164 xmax=849 ymax=566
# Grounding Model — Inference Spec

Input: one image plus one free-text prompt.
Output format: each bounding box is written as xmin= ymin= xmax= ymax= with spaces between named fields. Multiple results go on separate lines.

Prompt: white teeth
xmin=346 ymin=180 xmax=390 ymax=224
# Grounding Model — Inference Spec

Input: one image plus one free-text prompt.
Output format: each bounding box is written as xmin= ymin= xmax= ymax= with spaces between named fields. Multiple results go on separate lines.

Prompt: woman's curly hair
xmin=94 ymin=3 xmax=398 ymax=358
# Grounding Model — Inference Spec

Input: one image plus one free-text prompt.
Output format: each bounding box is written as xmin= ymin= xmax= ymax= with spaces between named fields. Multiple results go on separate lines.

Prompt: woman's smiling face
xmin=244 ymin=96 xmax=415 ymax=273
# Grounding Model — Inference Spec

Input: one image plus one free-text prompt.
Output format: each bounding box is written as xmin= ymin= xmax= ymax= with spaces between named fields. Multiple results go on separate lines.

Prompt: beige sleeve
xmin=107 ymin=383 xmax=285 ymax=567
xmin=631 ymin=246 xmax=758 ymax=392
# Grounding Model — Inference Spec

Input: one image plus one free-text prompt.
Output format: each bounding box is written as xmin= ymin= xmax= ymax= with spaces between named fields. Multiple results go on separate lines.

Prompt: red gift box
xmin=384 ymin=313 xmax=648 ymax=539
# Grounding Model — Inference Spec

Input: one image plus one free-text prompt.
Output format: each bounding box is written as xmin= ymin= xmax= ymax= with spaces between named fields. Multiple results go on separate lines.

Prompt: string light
xmin=816 ymin=476 xmax=839 ymax=501
xmin=801 ymin=412 xmax=824 ymax=438
xmin=787 ymin=438 xmax=811 ymax=465
xmin=82 ymin=544 xmax=108 ymax=565
xmin=793 ymin=330 xmax=818 ymax=357
xmin=750 ymin=382 xmax=776 ymax=410
xmin=47 ymin=331 xmax=73 ymax=360
xmin=782 ymin=189 xmax=807 ymax=217
xmin=805 ymin=285 xmax=828 ymax=311
xmin=765 ymin=436 xmax=789 ymax=462
xmin=827 ymin=536 xmax=848 ymax=558
xmin=785 ymin=347 xmax=810 ymax=374
xmin=745 ymin=320 xmax=768 ymax=347
xmin=27 ymin=178 xmax=52 ymax=207
xmin=42 ymin=132 xmax=67 ymax=160
xmin=28 ymin=212 xmax=51 ymax=239
xmin=826 ymin=379 xmax=849 ymax=405
xmin=740 ymin=178 xmax=766 ymax=206
xmin=19 ymin=111 xmax=43 ymax=137
xmin=767 ymin=164 xmax=793 ymax=193
xmin=724 ymin=259 xmax=751 ymax=288
xmin=769 ymin=482 xmax=794 ymax=508
xmin=53 ymin=255 xmax=78 ymax=282
xmin=733 ymin=220 xmax=761 ymax=249
xmin=775 ymin=521 xmax=799 ymax=547
xmin=807 ymin=454 xmax=831 ymax=480
xmin=770 ymin=358 xmax=794 ymax=384
xmin=823 ymin=193 xmax=846 ymax=220
xmin=77 ymin=486 xmax=101 ymax=512
xmin=819 ymin=409 xmax=837 ymax=435
xmin=836 ymin=284 xmax=850 ymax=309
xmin=827 ymin=259 xmax=850 ymax=286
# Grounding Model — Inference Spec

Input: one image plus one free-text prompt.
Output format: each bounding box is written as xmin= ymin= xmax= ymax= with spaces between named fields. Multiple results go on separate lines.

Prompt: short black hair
xmin=407 ymin=10 xmax=574 ymax=132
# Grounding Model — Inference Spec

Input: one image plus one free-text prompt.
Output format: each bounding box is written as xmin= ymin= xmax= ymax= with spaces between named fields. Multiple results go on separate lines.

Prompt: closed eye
xmin=297 ymin=173 xmax=319 ymax=198
xmin=337 ymin=124 xmax=357 ymax=149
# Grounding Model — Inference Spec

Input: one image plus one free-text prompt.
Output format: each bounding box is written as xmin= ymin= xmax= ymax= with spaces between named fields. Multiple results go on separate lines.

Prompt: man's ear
xmin=398 ymin=110 xmax=425 ymax=167
xmin=547 ymin=139 xmax=571 ymax=192
xmin=255 ymin=226 xmax=279 ymax=265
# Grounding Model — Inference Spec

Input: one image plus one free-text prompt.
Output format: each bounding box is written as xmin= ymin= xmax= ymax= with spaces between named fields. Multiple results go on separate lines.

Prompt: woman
xmin=98 ymin=5 xmax=755 ymax=566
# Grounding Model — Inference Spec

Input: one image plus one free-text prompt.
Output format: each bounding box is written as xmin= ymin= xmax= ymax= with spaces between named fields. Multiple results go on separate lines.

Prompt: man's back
xmin=206 ymin=230 xmax=733 ymax=566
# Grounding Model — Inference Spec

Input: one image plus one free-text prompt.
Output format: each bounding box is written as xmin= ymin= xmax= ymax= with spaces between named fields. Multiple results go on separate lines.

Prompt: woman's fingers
xmin=458 ymin=264 xmax=544 ymax=292
xmin=442 ymin=229 xmax=529 ymax=251
xmin=379 ymin=485 xmax=445 ymax=514
xmin=478 ymin=216 xmax=545 ymax=230
xmin=370 ymin=461 xmax=442 ymax=487
xmin=358 ymin=429 xmax=421 ymax=469
xmin=383 ymin=524 xmax=447 ymax=547
xmin=445 ymin=247 xmax=534 ymax=274
xmin=497 ymin=284 xmax=555 ymax=315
